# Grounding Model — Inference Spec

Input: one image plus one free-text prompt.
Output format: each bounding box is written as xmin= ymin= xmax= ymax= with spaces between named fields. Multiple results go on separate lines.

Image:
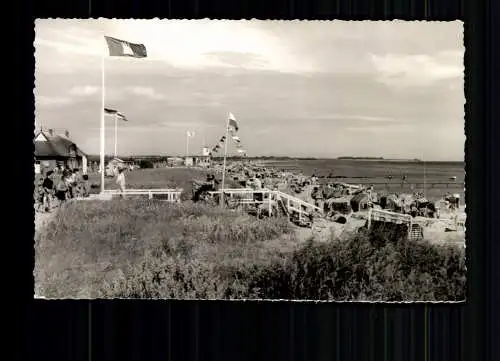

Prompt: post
xmin=268 ymin=191 xmax=272 ymax=216
xmin=220 ymin=114 xmax=231 ymax=207
xmin=423 ymin=158 xmax=426 ymax=198
xmin=114 ymin=113 xmax=118 ymax=158
xmin=185 ymin=131 xmax=189 ymax=167
xmin=100 ymin=55 xmax=106 ymax=194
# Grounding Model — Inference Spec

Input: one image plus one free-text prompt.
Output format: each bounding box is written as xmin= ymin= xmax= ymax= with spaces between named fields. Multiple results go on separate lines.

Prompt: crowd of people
xmin=35 ymin=167 xmax=90 ymax=213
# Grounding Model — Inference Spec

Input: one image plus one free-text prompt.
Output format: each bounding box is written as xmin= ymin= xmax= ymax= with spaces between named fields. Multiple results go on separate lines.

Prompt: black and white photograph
xmin=34 ymin=19 xmax=466 ymax=301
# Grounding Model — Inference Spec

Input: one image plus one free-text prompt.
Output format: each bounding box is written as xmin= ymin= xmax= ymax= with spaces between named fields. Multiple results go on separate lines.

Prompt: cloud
xmin=34 ymin=20 xmax=465 ymax=160
xmin=68 ymin=85 xmax=99 ymax=96
xmin=36 ymin=95 xmax=73 ymax=107
xmin=34 ymin=36 xmax=103 ymax=57
xmin=125 ymin=86 xmax=166 ymax=100
xmin=370 ymin=51 xmax=464 ymax=88
xmin=203 ymin=51 xmax=270 ymax=69
xmin=308 ymin=114 xmax=399 ymax=123
xmin=34 ymin=19 xmax=320 ymax=74
xmin=159 ymin=121 xmax=216 ymax=129
xmin=344 ymin=123 xmax=413 ymax=133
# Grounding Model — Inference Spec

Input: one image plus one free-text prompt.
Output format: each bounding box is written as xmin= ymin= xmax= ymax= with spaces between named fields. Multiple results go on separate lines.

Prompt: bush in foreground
xmin=35 ymin=199 xmax=294 ymax=298
xmin=35 ymin=200 xmax=465 ymax=300
xmin=241 ymin=230 xmax=465 ymax=301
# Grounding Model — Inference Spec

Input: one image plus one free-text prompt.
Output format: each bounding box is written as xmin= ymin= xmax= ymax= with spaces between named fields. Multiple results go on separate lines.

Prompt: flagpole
xmin=220 ymin=114 xmax=230 ymax=207
xmin=100 ymin=54 xmax=106 ymax=194
xmin=114 ymin=113 xmax=118 ymax=158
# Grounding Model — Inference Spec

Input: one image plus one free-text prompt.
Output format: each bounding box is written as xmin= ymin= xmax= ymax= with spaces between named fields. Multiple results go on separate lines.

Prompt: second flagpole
xmin=114 ymin=113 xmax=118 ymax=158
xmin=220 ymin=114 xmax=230 ymax=207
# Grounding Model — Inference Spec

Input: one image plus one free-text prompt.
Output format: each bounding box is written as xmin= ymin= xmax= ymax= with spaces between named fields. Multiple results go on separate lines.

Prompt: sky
xmin=34 ymin=20 xmax=465 ymax=161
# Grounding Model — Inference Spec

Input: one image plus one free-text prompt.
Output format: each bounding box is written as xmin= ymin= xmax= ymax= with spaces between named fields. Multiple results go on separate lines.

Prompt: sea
xmin=261 ymin=159 xmax=465 ymax=201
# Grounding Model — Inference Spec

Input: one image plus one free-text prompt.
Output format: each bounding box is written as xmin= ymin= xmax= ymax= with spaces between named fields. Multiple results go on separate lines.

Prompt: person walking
xmin=116 ymin=167 xmax=126 ymax=198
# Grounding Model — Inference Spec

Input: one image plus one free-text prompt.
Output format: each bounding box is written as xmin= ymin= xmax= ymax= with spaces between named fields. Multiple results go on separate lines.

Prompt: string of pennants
xmin=208 ymin=134 xmax=247 ymax=157
xmin=208 ymin=114 xmax=246 ymax=157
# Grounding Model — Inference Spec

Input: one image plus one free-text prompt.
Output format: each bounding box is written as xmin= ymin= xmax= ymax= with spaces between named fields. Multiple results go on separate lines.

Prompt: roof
xmin=34 ymin=131 xmax=86 ymax=158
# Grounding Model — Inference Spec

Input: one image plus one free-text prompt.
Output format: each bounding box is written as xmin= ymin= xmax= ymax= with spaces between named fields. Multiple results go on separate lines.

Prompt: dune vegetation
xmin=35 ymin=199 xmax=465 ymax=301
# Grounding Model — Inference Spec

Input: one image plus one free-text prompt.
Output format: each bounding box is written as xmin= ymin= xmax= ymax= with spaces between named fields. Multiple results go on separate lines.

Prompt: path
xmin=35 ymin=210 xmax=56 ymax=233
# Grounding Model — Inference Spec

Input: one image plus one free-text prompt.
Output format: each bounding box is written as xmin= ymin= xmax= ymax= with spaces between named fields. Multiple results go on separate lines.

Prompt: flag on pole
xmin=187 ymin=131 xmax=195 ymax=138
xmin=104 ymin=36 xmax=147 ymax=58
xmin=228 ymin=112 xmax=239 ymax=133
xmin=104 ymin=108 xmax=128 ymax=121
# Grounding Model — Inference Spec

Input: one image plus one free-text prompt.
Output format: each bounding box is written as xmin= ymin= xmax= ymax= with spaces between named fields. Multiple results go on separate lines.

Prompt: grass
xmin=35 ymin=199 xmax=466 ymax=300
xmin=86 ymin=167 xmax=241 ymax=200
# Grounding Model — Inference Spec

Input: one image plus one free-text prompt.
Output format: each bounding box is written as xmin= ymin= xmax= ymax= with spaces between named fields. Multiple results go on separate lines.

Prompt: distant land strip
xmin=85 ymin=155 xmax=464 ymax=164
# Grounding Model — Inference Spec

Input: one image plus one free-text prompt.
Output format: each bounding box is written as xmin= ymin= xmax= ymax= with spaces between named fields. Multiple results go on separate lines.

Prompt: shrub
xmin=235 ymin=229 xmax=466 ymax=301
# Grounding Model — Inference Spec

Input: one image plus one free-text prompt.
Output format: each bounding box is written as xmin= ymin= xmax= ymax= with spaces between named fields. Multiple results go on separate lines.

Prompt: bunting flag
xmin=208 ymin=114 xmax=247 ymax=158
xmin=104 ymin=36 xmax=148 ymax=58
xmin=228 ymin=112 xmax=239 ymax=134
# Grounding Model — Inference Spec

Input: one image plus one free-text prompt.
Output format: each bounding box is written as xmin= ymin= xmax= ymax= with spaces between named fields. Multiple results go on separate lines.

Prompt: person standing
xmin=81 ymin=174 xmax=90 ymax=197
xmin=116 ymin=168 xmax=126 ymax=198
xmin=55 ymin=173 xmax=69 ymax=205
xmin=41 ymin=171 xmax=55 ymax=212
xmin=71 ymin=168 xmax=81 ymax=198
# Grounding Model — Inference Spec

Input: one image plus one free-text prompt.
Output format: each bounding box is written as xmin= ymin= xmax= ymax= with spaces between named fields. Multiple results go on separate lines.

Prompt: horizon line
xmin=85 ymin=154 xmax=464 ymax=162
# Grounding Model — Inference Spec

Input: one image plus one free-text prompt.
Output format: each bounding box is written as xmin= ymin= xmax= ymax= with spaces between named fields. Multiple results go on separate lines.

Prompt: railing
xmin=208 ymin=188 xmax=323 ymax=222
xmin=102 ymin=188 xmax=183 ymax=202
xmin=368 ymin=208 xmax=413 ymax=237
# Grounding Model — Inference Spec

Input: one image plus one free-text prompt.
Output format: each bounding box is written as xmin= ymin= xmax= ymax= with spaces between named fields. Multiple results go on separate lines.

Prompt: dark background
xmin=18 ymin=0 xmax=498 ymax=360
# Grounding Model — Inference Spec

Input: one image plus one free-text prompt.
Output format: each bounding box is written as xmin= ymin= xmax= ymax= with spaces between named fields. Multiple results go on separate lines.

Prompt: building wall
xmin=82 ymin=155 xmax=88 ymax=174
xmin=35 ymin=157 xmax=85 ymax=172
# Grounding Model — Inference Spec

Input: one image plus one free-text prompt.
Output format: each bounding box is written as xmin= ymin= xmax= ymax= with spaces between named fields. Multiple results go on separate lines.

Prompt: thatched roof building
xmin=34 ymin=129 xmax=87 ymax=174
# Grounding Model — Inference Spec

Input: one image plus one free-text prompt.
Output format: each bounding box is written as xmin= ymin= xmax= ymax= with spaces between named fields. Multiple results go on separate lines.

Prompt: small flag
xmin=104 ymin=108 xmax=128 ymax=121
xmin=187 ymin=131 xmax=195 ymax=138
xmin=237 ymin=149 xmax=246 ymax=154
xmin=228 ymin=112 xmax=239 ymax=133
xmin=104 ymin=36 xmax=147 ymax=58
xmin=116 ymin=112 xmax=128 ymax=121
xmin=232 ymin=135 xmax=241 ymax=143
